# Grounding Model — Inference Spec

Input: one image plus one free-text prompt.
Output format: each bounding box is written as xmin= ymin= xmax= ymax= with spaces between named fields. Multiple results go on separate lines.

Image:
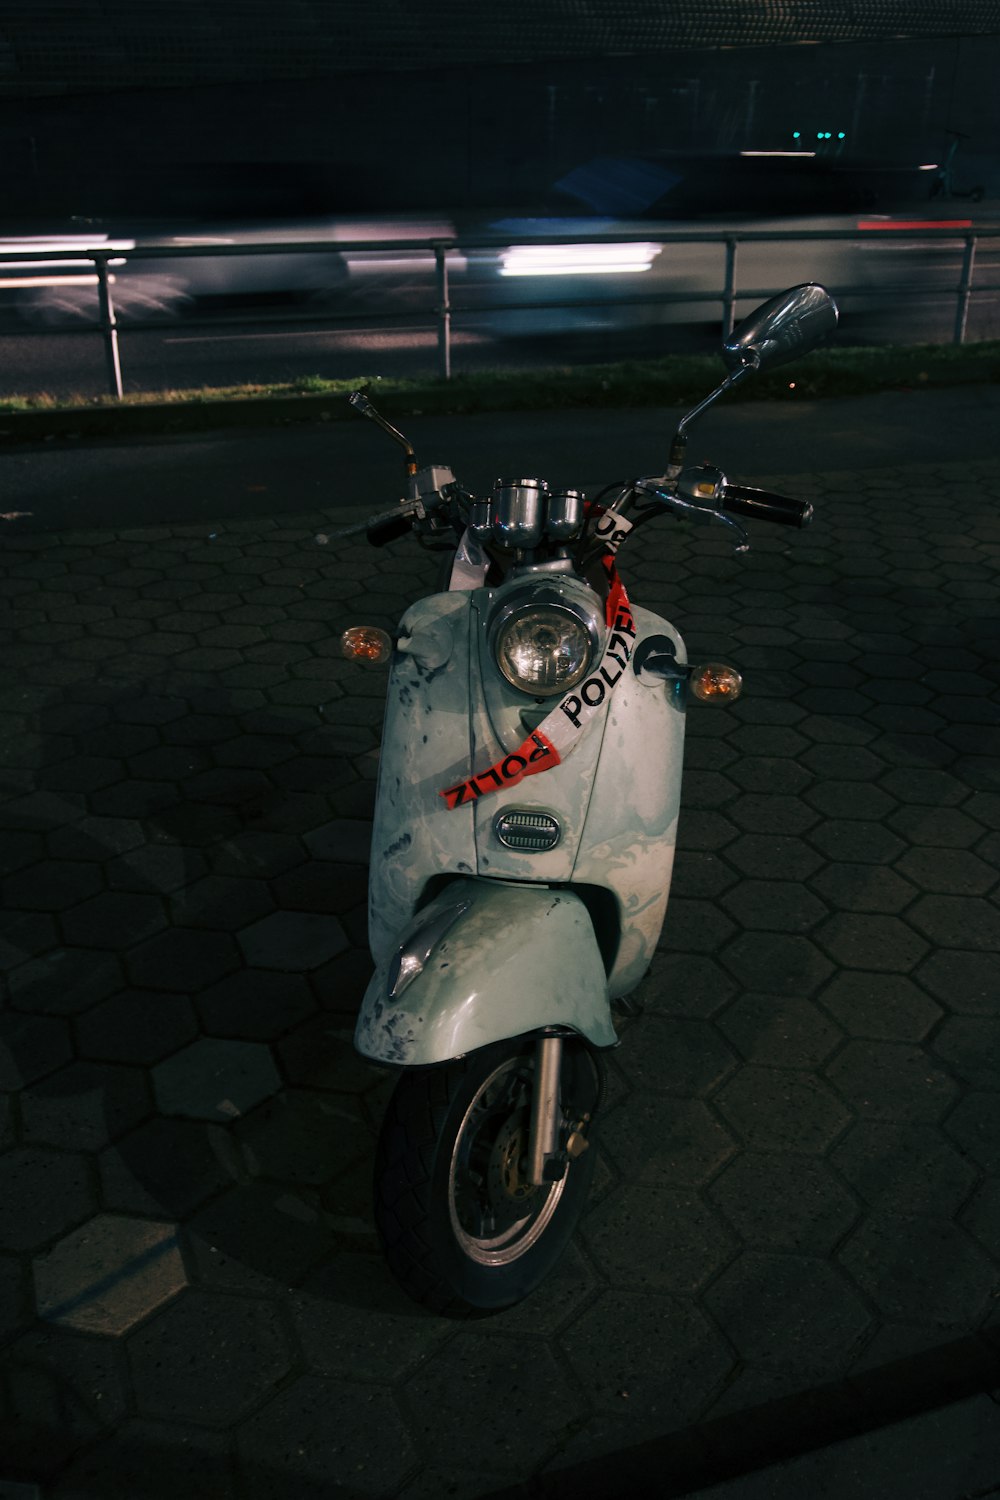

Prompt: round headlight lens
xmin=495 ymin=606 xmax=593 ymax=696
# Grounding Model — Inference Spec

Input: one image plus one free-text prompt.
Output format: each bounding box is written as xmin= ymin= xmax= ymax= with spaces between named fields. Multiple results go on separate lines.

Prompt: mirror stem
xmin=349 ymin=391 xmax=419 ymax=476
xmin=665 ymin=363 xmax=755 ymax=482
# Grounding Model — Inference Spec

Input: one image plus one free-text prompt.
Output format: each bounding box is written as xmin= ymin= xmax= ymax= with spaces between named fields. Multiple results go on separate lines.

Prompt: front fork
xmin=527 ymin=1033 xmax=596 ymax=1185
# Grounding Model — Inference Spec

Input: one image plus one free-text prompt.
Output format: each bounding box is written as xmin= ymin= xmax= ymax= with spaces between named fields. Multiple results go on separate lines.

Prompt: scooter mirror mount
xmin=664 ymin=283 xmax=838 ymax=480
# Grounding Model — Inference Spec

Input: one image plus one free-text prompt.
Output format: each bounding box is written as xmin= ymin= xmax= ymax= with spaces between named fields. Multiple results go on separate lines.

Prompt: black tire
xmin=374 ymin=1035 xmax=601 ymax=1316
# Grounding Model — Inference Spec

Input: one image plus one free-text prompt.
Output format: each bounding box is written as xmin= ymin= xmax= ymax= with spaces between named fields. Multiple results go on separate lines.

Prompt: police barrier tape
xmin=440 ymin=547 xmax=636 ymax=811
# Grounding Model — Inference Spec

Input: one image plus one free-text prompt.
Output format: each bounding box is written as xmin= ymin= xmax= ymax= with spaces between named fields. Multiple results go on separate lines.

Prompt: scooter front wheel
xmin=374 ymin=1036 xmax=601 ymax=1316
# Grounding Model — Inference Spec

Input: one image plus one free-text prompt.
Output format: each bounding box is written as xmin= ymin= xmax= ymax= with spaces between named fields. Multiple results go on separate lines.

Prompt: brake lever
xmin=636 ymin=480 xmax=750 ymax=555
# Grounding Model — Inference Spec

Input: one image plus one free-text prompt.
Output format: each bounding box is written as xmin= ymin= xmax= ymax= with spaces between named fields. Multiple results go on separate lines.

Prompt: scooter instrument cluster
xmin=485 ymin=478 xmax=586 ymax=552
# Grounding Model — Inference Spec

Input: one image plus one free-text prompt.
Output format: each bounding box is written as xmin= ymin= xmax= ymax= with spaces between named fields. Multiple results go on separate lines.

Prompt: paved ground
xmin=0 ymin=389 xmax=998 ymax=1498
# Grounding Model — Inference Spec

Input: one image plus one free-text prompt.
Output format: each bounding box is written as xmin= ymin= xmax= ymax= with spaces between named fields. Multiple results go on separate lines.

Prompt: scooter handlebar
xmin=720 ymin=483 xmax=813 ymax=529
xmin=366 ymin=510 xmax=416 ymax=547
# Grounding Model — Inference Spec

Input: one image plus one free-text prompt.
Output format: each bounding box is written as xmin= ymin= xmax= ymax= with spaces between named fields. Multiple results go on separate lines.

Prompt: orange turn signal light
xmin=689 ymin=662 xmax=743 ymax=704
xmin=340 ymin=626 xmax=393 ymax=666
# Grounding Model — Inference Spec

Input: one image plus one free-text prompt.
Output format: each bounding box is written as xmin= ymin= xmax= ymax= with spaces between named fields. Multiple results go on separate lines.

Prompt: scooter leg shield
xmin=355 ymin=877 xmax=617 ymax=1066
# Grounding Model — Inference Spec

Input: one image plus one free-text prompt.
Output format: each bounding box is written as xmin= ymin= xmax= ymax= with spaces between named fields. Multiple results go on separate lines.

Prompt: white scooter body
xmin=343 ymin=282 xmax=838 ymax=1319
xmin=355 ymin=570 xmax=687 ymax=1067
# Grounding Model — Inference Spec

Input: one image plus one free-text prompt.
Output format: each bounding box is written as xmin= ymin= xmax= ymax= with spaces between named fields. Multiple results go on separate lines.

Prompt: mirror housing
xmin=722 ymin=283 xmax=838 ymax=375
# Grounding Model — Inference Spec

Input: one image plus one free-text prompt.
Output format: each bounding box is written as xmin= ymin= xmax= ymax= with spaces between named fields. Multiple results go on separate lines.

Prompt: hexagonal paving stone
xmin=185 ymin=1180 xmax=344 ymax=1295
xmin=959 ymin=1177 xmax=1000 ymax=1261
xmin=676 ymin=810 xmax=739 ymax=852
xmin=270 ymin=858 xmax=368 ymax=914
xmin=0 ymin=1009 xmax=73 ymax=1088
xmin=721 ymin=932 xmax=834 ymax=998
xmin=33 ymin=1213 xmax=186 ymax=1335
xmin=288 ymin=1252 xmax=452 ymax=1383
xmin=126 ymin=927 xmax=241 ymax=992
xmin=582 ymin=1181 xmax=737 ymax=1293
xmin=1 ymin=859 xmax=105 ymax=912
xmin=708 ymin=1151 xmax=858 ymax=1252
xmin=815 ymin=913 xmax=928 ymax=973
xmin=717 ymin=992 xmax=842 ymax=1068
xmin=74 ymin=989 xmax=198 ymax=1065
xmin=660 ymin=896 xmax=737 ymax=955
xmin=614 ymin=1016 xmax=737 ymax=1096
xmin=235 ymin=1374 xmax=415 ymax=1497
xmin=275 ymin=1013 xmax=382 ymax=1093
xmin=893 ymin=847 xmax=998 ymax=897
xmin=807 ymin=819 xmax=907 ymax=865
xmin=720 ymin=878 xmax=826 ymax=933
xmin=19 ymin=1059 xmax=151 ymax=1151
xmin=43 ymin=1417 xmax=237 ymax=1500
xmin=7 ymin=946 xmax=124 ymax=1015
xmin=838 ymin=1215 xmax=998 ymax=1326
xmin=729 ymin=794 xmax=819 ymax=837
xmin=0 ymin=1322 xmax=129 ymax=1478
xmin=931 ymin=1016 xmax=1000 ymax=1090
xmin=98 ymin=1116 xmax=241 ymax=1220
xmin=234 ymin=1088 xmax=371 ymax=1187
xmin=887 ymin=805 xmax=983 ymax=848
xmin=127 ymin=1287 xmax=293 ymax=1426
xmin=945 ymin=1093 xmax=1000 ymax=1174
xmin=804 ymin=781 xmax=898 ymax=820
xmin=303 ymin=817 xmax=372 ymax=863
xmin=106 ymin=841 xmax=209 ymax=895
xmin=668 ymin=850 xmax=737 ymax=900
xmin=640 ymin=952 xmax=738 ymax=1019
xmin=817 ymin=971 xmax=942 ymax=1041
xmin=831 ymin=1121 xmax=978 ymax=1217
xmin=237 ymin=910 xmax=349 ymax=971
xmin=403 ymin=1334 xmax=583 ymax=1473
xmin=906 ymin=894 xmax=1000 ymax=952
xmin=0 ymin=1250 xmax=28 ymax=1342
xmin=826 ymin=1038 xmax=961 ymax=1123
xmin=810 ymin=863 xmax=919 ymax=914
xmin=722 ymin=833 xmax=825 ymax=882
xmin=714 ymin=1067 xmax=851 ymax=1153
xmin=915 ymin=951 xmax=999 ymax=1015
xmin=196 ymin=967 xmax=316 ymax=1040
xmin=153 ymin=1037 xmax=281 ymax=1121
xmin=169 ymin=874 xmax=276 ymax=931
xmin=560 ymin=1288 xmax=733 ymax=1435
xmin=705 ymin=1252 xmax=871 ymax=1376
xmin=801 ymin=743 xmax=886 ymax=780
xmin=599 ymin=1096 xmax=736 ymax=1186
xmin=0 ymin=1146 xmax=96 ymax=1253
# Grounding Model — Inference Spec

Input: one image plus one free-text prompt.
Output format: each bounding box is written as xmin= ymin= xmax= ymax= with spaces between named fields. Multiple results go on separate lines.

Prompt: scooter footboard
xmin=356 ymin=877 xmax=617 ymax=1065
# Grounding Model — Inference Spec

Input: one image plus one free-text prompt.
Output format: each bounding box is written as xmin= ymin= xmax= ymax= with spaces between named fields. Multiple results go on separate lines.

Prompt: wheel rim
xmin=447 ymin=1054 xmax=567 ymax=1266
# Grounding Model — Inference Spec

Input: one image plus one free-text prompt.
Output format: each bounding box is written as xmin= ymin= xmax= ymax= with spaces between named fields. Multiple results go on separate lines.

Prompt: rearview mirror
xmin=722 ymin=283 xmax=838 ymax=375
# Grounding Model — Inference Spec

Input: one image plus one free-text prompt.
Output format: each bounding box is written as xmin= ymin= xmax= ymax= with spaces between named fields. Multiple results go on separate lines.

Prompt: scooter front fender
xmin=355 ymin=877 xmax=617 ymax=1066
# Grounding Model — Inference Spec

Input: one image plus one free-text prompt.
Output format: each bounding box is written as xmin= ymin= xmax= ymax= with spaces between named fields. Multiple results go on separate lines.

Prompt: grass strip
xmin=1 ymin=341 xmax=998 ymax=441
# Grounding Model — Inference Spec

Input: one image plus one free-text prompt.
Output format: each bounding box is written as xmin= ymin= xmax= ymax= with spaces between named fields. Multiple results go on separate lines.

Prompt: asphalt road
xmin=3 ymin=383 xmax=999 ymax=535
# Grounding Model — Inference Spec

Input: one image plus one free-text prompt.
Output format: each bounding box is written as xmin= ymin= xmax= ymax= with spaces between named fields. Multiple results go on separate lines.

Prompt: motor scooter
xmin=340 ymin=283 xmax=838 ymax=1315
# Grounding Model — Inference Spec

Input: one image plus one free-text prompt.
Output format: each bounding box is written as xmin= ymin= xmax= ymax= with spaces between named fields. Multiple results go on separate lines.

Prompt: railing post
xmin=722 ymin=237 xmax=738 ymax=337
xmin=953 ymin=233 xmax=977 ymax=345
xmin=94 ymin=255 xmax=123 ymax=399
xmin=434 ymin=243 xmax=452 ymax=381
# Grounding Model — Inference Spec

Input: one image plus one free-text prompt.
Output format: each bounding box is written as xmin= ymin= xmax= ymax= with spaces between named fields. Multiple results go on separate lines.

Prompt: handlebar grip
xmin=366 ymin=512 xmax=414 ymax=547
xmin=721 ymin=484 xmax=813 ymax=529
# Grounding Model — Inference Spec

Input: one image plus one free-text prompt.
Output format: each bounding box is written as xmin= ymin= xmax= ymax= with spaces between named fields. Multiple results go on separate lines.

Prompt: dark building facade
xmin=1 ymin=2 xmax=998 ymax=218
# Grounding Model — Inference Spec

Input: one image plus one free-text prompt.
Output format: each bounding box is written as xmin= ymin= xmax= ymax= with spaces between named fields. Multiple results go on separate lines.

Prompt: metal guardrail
xmin=2 ymin=225 xmax=999 ymax=398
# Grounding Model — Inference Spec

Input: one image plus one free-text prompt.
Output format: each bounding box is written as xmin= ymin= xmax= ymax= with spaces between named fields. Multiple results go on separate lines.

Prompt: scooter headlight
xmin=493 ymin=602 xmax=598 ymax=696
